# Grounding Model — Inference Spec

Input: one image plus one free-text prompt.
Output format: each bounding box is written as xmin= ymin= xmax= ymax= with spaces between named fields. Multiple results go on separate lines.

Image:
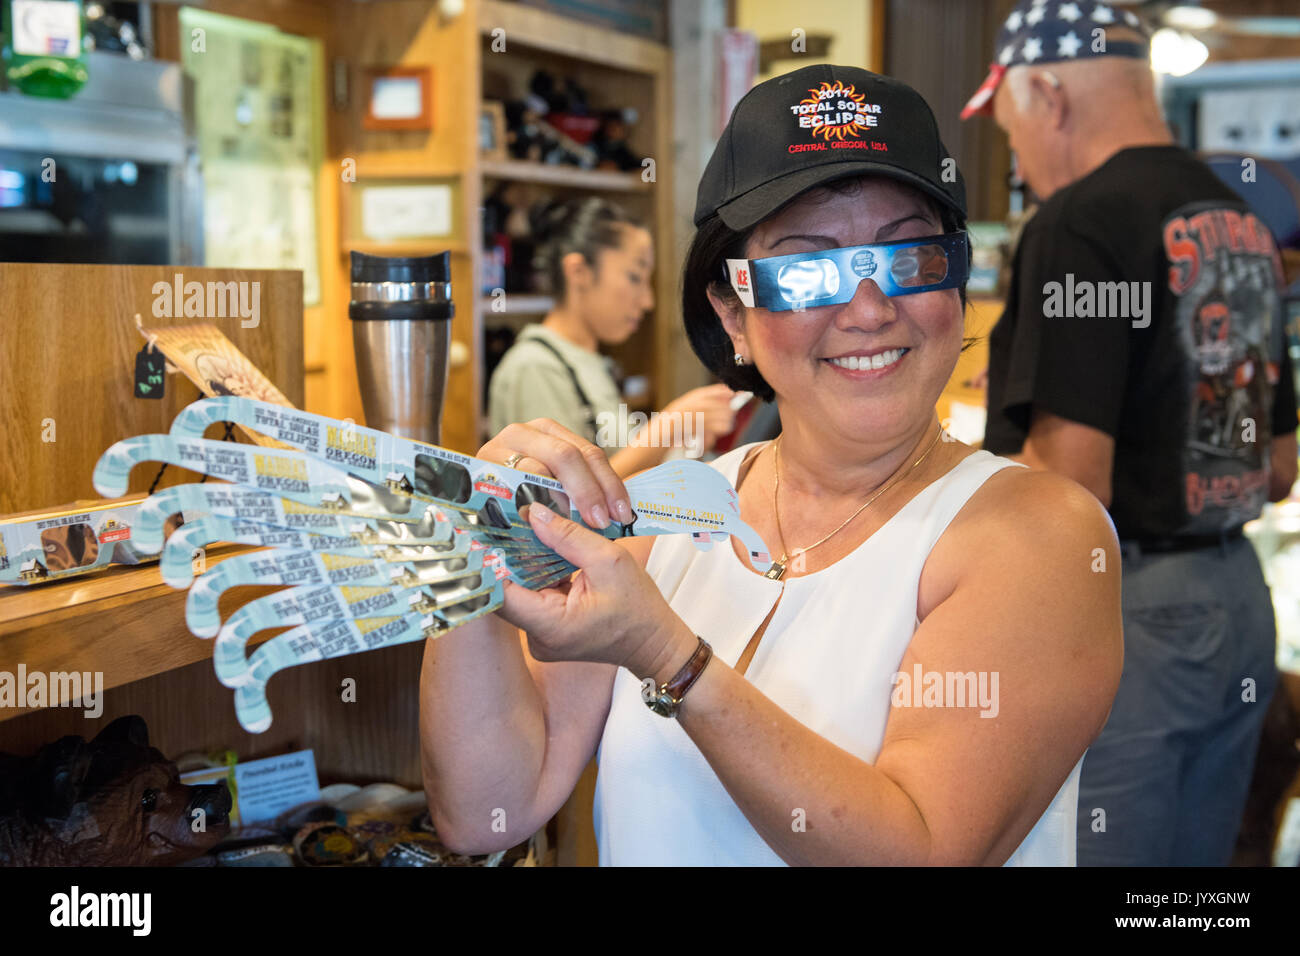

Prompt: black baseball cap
xmin=694 ymin=64 xmax=966 ymax=232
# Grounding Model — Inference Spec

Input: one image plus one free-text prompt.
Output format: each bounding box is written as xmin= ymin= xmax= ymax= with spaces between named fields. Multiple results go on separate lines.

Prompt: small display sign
xmin=181 ymin=748 xmax=321 ymax=826
xmin=11 ymin=0 xmax=82 ymax=58
xmin=133 ymin=346 xmax=166 ymax=400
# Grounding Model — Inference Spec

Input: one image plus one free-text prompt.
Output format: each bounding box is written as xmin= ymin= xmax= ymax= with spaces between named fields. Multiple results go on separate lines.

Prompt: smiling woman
xmin=702 ymin=176 xmax=967 ymax=443
xmin=685 ymin=176 xmax=972 ymax=404
xmin=421 ymin=64 xmax=1123 ymax=867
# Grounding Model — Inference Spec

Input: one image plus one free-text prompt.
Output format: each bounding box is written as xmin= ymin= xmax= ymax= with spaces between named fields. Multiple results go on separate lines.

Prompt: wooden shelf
xmin=353 ymin=163 xmax=464 ymax=180
xmin=469 ymin=0 xmax=675 ymax=461
xmin=0 ymin=548 xmax=278 ymax=722
xmin=477 ymin=0 xmax=668 ymax=74
xmin=479 ymin=158 xmax=648 ymax=192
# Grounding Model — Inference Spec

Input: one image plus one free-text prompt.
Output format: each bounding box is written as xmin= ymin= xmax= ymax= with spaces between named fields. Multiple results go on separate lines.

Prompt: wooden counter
xmin=0 ymin=544 xmax=429 ymax=786
xmin=0 ymin=548 xmax=278 ymax=721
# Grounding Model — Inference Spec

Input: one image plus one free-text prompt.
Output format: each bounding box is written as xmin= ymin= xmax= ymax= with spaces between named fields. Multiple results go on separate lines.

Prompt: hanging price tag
xmin=134 ymin=345 xmax=166 ymax=399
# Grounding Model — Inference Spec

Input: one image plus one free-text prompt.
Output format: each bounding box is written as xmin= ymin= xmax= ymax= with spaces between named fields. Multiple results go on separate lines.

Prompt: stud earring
xmin=734 ymin=353 xmax=745 ymax=366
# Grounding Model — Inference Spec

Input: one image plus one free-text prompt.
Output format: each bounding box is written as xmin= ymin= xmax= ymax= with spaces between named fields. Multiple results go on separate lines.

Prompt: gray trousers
xmin=1076 ymin=535 xmax=1278 ymax=865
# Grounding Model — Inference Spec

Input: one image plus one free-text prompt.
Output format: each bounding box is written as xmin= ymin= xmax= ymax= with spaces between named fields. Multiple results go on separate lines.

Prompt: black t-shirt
xmin=985 ymin=146 xmax=1297 ymax=540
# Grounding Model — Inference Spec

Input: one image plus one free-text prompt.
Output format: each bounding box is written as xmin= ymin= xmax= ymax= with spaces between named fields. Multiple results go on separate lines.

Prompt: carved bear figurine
xmin=0 ymin=715 xmax=231 ymax=866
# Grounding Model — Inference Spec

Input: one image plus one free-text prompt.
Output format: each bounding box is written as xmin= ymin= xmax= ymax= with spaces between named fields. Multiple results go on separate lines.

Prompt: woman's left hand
xmin=499 ymin=505 xmax=688 ymax=678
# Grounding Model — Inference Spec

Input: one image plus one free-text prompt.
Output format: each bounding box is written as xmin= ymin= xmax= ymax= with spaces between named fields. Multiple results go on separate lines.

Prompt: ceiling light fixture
xmin=1151 ymin=27 xmax=1209 ymax=76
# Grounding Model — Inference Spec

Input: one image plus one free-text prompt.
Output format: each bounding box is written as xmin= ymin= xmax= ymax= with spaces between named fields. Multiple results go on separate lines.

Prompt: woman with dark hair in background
xmin=488 ymin=197 xmax=740 ymax=478
xmin=424 ymin=66 xmax=1123 ymax=865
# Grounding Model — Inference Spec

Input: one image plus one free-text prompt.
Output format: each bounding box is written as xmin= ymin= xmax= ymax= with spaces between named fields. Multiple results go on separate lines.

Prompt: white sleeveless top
xmin=592 ymin=443 xmax=1083 ymax=866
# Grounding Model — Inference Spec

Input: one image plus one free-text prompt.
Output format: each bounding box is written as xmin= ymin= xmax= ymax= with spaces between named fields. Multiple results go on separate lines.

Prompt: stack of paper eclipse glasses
xmin=89 ymin=397 xmax=772 ymax=732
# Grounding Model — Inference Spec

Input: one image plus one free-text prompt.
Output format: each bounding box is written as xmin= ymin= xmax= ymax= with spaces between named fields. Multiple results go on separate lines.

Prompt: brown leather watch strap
xmin=662 ymin=638 xmax=712 ymax=706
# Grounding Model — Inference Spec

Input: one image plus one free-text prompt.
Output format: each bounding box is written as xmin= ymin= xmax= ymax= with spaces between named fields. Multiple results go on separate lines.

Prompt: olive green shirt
xmin=488 ymin=324 xmax=631 ymax=452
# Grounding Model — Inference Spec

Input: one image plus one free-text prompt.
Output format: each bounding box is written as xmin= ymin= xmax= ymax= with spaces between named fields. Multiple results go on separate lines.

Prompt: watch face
xmin=648 ymin=692 xmax=676 ymax=717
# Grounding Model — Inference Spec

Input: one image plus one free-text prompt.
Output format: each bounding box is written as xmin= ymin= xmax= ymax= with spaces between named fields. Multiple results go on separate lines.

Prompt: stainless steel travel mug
xmin=349 ymin=251 xmax=454 ymax=444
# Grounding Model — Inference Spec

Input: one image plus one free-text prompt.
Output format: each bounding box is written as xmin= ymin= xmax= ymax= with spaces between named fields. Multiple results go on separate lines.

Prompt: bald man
xmin=964 ymin=2 xmax=1296 ymax=866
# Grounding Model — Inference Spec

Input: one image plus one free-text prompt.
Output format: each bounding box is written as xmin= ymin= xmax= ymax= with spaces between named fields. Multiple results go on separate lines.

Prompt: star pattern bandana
xmin=961 ymin=0 xmax=1151 ymax=120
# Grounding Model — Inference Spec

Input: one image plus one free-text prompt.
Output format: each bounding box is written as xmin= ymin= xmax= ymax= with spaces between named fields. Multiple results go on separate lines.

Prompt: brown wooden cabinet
xmin=0 ymin=264 xmax=434 ymax=784
xmin=332 ymin=0 xmax=676 ymax=452
xmin=0 ymin=262 xmax=435 ymax=801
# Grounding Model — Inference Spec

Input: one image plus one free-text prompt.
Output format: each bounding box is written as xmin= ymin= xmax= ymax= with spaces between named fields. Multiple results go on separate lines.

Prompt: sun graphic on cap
xmin=800 ymin=82 xmax=870 ymax=142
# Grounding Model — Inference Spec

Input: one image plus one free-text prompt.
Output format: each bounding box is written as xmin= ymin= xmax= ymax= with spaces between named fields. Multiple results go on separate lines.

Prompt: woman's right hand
xmin=656 ymin=383 xmax=741 ymax=454
xmin=479 ymin=419 xmax=634 ymax=530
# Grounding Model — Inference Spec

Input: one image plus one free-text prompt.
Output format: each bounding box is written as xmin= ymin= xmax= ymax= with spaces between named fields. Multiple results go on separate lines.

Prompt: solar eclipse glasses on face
xmin=725 ymin=231 xmax=968 ymax=312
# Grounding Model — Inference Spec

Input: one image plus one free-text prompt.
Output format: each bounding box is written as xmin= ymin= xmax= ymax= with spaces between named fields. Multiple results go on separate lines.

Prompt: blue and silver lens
xmin=726 ymin=232 xmax=968 ymax=312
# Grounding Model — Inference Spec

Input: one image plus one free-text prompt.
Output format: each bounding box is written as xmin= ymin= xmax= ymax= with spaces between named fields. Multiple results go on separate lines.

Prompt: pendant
xmin=764 ymin=558 xmax=786 ymax=581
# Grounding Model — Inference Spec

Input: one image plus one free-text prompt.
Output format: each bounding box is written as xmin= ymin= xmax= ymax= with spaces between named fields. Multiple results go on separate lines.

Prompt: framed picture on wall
xmin=341 ymin=177 xmax=460 ymax=250
xmin=364 ymin=66 xmax=433 ymax=131
xmin=359 ymin=183 xmax=453 ymax=241
xmin=480 ymin=101 xmax=507 ymax=160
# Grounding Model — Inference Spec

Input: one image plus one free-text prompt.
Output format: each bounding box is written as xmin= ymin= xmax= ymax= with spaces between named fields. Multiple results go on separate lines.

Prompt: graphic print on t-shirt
xmin=1163 ymin=201 xmax=1283 ymax=532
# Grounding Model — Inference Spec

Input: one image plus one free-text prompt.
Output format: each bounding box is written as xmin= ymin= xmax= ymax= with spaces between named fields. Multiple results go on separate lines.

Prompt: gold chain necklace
xmin=764 ymin=424 xmax=945 ymax=581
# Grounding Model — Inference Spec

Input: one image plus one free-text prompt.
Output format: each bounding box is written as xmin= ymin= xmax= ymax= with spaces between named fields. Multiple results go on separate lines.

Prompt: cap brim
xmin=960 ymin=64 xmax=1005 ymax=121
xmin=714 ymin=160 xmax=966 ymax=233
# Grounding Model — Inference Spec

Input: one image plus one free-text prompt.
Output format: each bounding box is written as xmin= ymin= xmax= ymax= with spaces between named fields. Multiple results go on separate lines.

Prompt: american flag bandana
xmin=961 ymin=0 xmax=1151 ymax=120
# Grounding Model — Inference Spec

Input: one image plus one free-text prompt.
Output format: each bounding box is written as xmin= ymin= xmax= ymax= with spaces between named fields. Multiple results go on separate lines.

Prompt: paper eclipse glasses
xmin=725 ymin=231 xmax=969 ymax=312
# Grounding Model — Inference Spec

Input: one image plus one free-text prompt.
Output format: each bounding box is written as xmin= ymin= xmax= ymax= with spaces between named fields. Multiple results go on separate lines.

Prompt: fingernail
xmin=531 ymin=504 xmax=553 ymax=524
xmin=591 ymin=504 xmax=609 ymax=529
xmin=615 ymin=499 xmax=633 ymax=523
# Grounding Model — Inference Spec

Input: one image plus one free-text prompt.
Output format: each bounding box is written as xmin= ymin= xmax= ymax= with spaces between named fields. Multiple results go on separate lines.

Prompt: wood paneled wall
xmin=155 ymin=0 xmax=357 ymax=428
xmin=0 ymin=263 xmax=304 ymax=514
xmin=334 ymin=0 xmax=481 ymax=455
xmin=884 ymin=0 xmax=1016 ymax=222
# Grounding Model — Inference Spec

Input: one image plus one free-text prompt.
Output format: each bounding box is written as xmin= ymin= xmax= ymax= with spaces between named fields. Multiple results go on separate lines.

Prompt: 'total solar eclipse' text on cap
xmin=694 ymin=63 xmax=966 ymax=232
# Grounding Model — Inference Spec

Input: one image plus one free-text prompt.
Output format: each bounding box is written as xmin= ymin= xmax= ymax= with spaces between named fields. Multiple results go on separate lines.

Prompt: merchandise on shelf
xmin=1 ymin=0 xmax=89 ymax=98
xmin=0 ymin=716 xmax=231 ymax=867
xmin=0 ymin=497 xmax=188 ymax=586
xmin=503 ymin=69 xmax=641 ymax=170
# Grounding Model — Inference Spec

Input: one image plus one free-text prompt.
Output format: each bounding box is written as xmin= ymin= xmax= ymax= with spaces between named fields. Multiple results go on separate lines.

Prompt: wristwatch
xmin=644 ymin=638 xmax=713 ymax=718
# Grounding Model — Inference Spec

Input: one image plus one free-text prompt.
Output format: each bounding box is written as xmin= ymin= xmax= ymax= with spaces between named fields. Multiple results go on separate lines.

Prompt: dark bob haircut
xmin=681 ymin=175 xmax=971 ymax=403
